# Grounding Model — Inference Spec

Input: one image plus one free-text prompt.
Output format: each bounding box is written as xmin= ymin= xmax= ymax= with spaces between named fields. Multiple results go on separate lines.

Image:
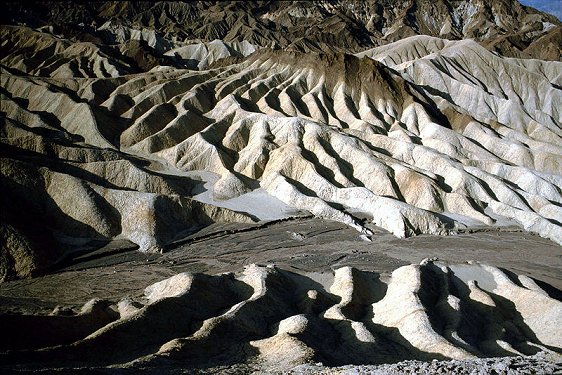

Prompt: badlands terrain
xmin=0 ymin=0 xmax=561 ymax=373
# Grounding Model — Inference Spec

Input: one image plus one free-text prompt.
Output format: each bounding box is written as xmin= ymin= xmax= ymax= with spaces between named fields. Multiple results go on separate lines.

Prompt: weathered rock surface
xmin=2 ymin=30 xmax=561 ymax=280
xmin=3 ymin=1 xmax=561 ymax=59
xmin=0 ymin=261 xmax=560 ymax=371
xmin=1 ymin=1 xmax=560 ymax=373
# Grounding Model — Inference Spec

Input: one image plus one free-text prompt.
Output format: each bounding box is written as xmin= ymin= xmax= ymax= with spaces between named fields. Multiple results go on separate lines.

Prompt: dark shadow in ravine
xmin=0 ymin=273 xmax=255 ymax=367
xmin=0 ymin=300 xmax=119 ymax=351
xmin=438 ymin=264 xmax=561 ymax=356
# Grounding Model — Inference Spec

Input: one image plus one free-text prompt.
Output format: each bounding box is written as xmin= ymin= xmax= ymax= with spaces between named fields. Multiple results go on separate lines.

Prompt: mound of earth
xmin=3 ymin=1 xmax=561 ymax=59
xmin=2 ymin=33 xmax=560 ymax=280
xmin=0 ymin=260 xmax=560 ymax=372
xmin=0 ymin=2 xmax=560 ymax=371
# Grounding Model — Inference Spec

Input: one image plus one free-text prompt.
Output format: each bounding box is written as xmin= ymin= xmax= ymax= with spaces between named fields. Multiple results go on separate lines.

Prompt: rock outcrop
xmin=1 ymin=261 xmax=560 ymax=371
xmin=3 ymin=1 xmax=561 ymax=59
xmin=2 ymin=31 xmax=561 ymax=280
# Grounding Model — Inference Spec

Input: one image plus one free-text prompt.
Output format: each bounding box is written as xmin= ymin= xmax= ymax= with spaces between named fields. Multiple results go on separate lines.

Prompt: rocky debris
xmin=289 ymin=352 xmax=561 ymax=374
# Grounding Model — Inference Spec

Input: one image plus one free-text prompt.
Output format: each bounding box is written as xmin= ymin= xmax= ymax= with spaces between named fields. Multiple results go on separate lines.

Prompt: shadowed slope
xmin=2 ymin=36 xmax=561 ymax=280
xmin=0 ymin=261 xmax=560 ymax=371
xmin=3 ymin=1 xmax=561 ymax=60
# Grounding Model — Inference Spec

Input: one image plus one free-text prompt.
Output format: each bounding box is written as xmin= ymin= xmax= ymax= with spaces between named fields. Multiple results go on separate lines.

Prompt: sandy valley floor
xmin=1 ymin=218 xmax=560 ymax=315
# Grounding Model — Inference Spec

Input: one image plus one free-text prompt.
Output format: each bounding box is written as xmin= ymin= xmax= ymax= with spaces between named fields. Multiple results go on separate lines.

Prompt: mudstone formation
xmin=0 ymin=1 xmax=561 ymax=372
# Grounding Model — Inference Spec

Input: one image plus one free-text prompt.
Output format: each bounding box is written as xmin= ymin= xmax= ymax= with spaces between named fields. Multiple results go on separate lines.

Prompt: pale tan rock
xmin=3 ymin=262 xmax=559 ymax=368
xmin=2 ymin=33 xmax=561 ymax=280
